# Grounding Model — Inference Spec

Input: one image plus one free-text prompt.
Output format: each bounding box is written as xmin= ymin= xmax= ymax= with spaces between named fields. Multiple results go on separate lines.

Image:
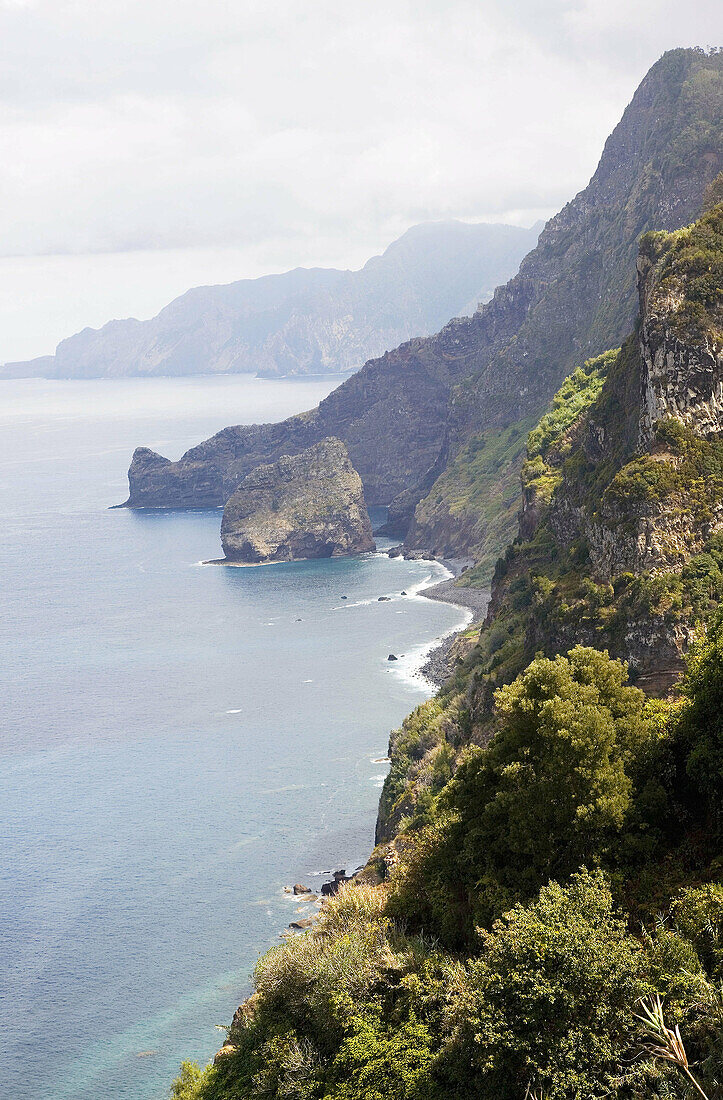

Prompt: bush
xmin=672 ymin=884 xmax=723 ymax=978
xmin=170 ymin=1061 xmax=205 ymax=1099
xmin=443 ymin=870 xmax=643 ymax=1100
xmin=440 ymin=648 xmax=652 ymax=928
xmin=328 ymin=1016 xmax=436 ymax=1100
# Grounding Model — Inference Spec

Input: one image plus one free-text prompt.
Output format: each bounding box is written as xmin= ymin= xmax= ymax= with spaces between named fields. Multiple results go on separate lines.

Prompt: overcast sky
xmin=0 ymin=0 xmax=718 ymax=361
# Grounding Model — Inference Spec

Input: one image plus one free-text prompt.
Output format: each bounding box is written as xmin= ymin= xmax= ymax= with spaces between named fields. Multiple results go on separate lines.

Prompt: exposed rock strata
xmin=494 ymin=205 xmax=723 ymax=693
xmin=638 ymin=244 xmax=723 ymax=445
xmin=220 ymin=438 xmax=374 ymax=563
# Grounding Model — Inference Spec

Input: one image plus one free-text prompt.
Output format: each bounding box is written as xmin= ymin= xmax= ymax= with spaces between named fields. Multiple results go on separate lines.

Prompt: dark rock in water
xmin=220 ymin=438 xmax=375 ymax=563
xmin=400 ymin=590 xmax=407 ymax=595
xmin=341 ymin=595 xmax=348 ymax=599
xmin=320 ymin=869 xmax=351 ymax=896
xmin=293 ymin=884 xmax=312 ymax=894
xmin=387 ymin=546 xmax=403 ymax=558
xmin=378 ymin=596 xmax=391 ymax=601
xmin=387 ymin=654 xmax=398 ymax=661
xmin=295 ymin=618 xmax=303 ymax=622
xmin=289 ymin=917 xmax=315 ymax=930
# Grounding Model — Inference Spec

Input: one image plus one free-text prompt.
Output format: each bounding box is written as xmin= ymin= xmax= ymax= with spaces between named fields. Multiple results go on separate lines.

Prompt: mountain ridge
xmin=1 ymin=220 xmax=538 ymax=381
xmin=123 ymin=48 xmax=723 ymax=585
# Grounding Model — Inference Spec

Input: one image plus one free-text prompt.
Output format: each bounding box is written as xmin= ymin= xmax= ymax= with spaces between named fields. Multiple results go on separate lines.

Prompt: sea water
xmin=0 ymin=377 xmax=465 ymax=1100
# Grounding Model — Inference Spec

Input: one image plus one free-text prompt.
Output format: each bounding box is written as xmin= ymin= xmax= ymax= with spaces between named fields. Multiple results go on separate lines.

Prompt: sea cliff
xmin=169 ymin=178 xmax=723 ymax=1100
xmin=125 ymin=49 xmax=723 ymax=582
xmin=220 ymin=439 xmax=374 ymax=563
xmin=157 ymin=45 xmax=723 ymax=1100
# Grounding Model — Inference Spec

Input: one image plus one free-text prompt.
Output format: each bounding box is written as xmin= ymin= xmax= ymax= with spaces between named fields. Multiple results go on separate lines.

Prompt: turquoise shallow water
xmin=0 ymin=377 xmax=464 ymax=1100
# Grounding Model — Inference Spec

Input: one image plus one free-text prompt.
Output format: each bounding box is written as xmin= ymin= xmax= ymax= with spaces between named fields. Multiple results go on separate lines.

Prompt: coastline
xmin=261 ymin=557 xmax=489 ymax=948
xmin=416 ymin=560 xmax=490 ymax=687
xmin=202 ymin=547 xmax=489 ymax=685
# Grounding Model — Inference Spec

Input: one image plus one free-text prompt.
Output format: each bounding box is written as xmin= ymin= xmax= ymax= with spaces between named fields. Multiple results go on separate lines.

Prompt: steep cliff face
xmin=3 ymin=221 xmax=538 ymax=381
xmin=219 ymin=438 xmax=374 ymax=563
xmin=638 ymin=222 xmax=723 ymax=445
xmin=374 ymin=203 xmax=723 ymax=849
xmin=123 ymin=49 xmax=723 ymax=592
xmin=124 ymin=332 xmax=459 ymax=507
xmin=405 ymin=48 xmax=723 ymax=564
xmin=475 ymin=204 xmax=723 ymax=699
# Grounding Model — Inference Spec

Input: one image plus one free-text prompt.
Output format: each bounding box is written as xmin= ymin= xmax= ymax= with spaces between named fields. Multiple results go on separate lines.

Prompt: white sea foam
xmin=388 ymin=604 xmax=472 ymax=691
xmin=385 ymin=559 xmax=473 ymax=690
xmin=330 ymin=595 xmax=381 ymax=610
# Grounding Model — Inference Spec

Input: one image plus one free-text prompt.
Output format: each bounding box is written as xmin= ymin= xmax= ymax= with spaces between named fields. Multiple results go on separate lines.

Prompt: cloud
xmin=0 ymin=0 xmax=717 ymax=261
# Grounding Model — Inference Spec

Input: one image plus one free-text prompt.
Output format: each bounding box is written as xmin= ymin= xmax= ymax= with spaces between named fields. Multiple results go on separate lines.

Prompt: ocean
xmin=0 ymin=376 xmax=466 ymax=1100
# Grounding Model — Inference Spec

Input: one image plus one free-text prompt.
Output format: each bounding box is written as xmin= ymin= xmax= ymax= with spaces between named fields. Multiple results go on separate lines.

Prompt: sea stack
xmin=220 ymin=438 xmax=375 ymax=563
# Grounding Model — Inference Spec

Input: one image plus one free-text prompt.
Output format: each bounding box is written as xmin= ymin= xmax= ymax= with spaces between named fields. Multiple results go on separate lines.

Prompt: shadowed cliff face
xmin=123 ymin=49 xmax=723 ymax=581
xmin=219 ymin=438 xmax=374 ymax=563
xmin=404 ymin=47 xmax=723 ymax=565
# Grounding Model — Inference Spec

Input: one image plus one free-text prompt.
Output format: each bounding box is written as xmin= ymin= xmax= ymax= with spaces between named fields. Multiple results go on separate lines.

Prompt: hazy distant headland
xmin=1 ymin=220 xmax=539 ymax=382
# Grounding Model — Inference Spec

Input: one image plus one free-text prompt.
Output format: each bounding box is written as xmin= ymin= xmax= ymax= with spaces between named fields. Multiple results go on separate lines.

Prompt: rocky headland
xmin=123 ymin=49 xmax=723 ymax=583
xmin=219 ymin=438 xmax=375 ymax=563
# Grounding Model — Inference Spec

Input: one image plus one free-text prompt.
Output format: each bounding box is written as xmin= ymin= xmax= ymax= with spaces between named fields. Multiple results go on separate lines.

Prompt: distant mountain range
xmin=1 ymin=221 xmax=540 ymax=380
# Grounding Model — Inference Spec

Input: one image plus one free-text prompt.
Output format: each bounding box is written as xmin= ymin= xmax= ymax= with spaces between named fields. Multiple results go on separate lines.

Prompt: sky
xmin=0 ymin=0 xmax=719 ymax=362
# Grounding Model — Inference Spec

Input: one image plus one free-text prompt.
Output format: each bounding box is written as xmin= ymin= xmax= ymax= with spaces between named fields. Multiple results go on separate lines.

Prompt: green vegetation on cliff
xmin=170 ymin=152 xmax=723 ymax=1100
xmin=641 ymin=184 xmax=723 ymax=340
xmin=409 ymin=416 xmax=537 ymax=579
xmin=406 ymin=49 xmax=723 ymax=572
xmin=172 ymin=628 xmax=723 ymax=1100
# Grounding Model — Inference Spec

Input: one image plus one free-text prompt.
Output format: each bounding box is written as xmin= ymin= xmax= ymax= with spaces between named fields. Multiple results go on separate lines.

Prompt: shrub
xmin=672 ymin=884 xmax=723 ymax=978
xmin=327 ymin=1016 xmax=436 ymax=1100
xmin=444 ymin=870 xmax=643 ymax=1100
xmin=440 ymin=648 xmax=652 ymax=926
xmin=170 ymin=1061 xmax=206 ymax=1099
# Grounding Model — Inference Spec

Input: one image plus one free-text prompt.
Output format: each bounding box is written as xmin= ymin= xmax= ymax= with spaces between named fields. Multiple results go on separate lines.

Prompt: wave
xmin=388 ymin=606 xmax=473 ymax=691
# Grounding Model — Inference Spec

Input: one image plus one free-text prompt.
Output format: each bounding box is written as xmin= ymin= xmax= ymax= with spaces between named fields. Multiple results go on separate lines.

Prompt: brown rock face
xmin=220 ymin=438 xmax=375 ymax=563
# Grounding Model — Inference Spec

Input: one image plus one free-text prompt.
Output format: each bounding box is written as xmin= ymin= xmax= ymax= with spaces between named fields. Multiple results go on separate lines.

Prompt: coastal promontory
xmin=220 ymin=438 xmax=375 ymax=563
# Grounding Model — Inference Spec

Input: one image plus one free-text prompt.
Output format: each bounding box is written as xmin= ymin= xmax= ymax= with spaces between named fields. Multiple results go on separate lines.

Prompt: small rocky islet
xmin=219 ymin=437 xmax=375 ymax=564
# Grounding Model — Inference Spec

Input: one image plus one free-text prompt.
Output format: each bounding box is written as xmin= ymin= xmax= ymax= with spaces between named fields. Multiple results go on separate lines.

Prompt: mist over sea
xmin=0 ymin=376 xmax=464 ymax=1100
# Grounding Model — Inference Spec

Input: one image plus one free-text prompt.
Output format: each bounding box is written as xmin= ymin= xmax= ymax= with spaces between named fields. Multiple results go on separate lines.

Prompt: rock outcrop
xmin=638 ymin=231 xmax=723 ymax=446
xmin=220 ymin=438 xmax=375 ymax=563
xmin=478 ymin=202 xmax=723 ymax=695
xmin=123 ymin=48 xmax=723 ymax=581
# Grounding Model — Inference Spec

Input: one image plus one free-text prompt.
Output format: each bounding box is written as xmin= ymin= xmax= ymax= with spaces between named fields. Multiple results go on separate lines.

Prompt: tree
xmin=442 ymin=870 xmax=642 ymax=1100
xmin=444 ymin=647 xmax=651 ymax=925
xmin=676 ymin=611 xmax=723 ymax=836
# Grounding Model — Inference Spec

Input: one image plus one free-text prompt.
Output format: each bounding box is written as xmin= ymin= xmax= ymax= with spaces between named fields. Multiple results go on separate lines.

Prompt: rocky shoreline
xmin=417 ymin=561 xmax=491 ymax=687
